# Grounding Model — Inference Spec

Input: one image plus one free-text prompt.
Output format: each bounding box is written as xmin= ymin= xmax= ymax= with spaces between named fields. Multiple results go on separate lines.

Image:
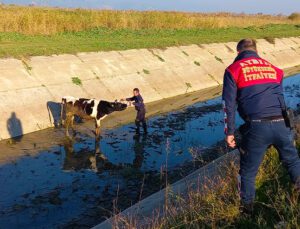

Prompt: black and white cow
xmin=61 ymin=96 xmax=127 ymax=137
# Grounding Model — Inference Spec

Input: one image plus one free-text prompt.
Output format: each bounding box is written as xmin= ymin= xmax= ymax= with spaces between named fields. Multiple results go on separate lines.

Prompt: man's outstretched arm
xmin=125 ymin=96 xmax=135 ymax=101
xmin=222 ymin=69 xmax=237 ymax=148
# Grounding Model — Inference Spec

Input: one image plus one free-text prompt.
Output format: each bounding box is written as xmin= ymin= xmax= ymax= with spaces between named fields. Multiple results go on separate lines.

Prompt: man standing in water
xmin=222 ymin=38 xmax=300 ymax=213
xmin=122 ymin=88 xmax=147 ymax=134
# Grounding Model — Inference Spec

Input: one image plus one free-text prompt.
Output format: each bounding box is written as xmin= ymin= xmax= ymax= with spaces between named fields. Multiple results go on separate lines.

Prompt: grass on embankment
xmin=1 ymin=24 xmax=300 ymax=58
xmin=120 ymin=142 xmax=300 ymax=228
xmin=0 ymin=5 xmax=300 ymax=58
xmin=168 ymin=146 xmax=300 ymax=228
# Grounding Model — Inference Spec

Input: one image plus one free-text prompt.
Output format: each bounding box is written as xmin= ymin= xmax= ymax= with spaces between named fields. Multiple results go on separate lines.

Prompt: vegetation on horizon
xmin=0 ymin=5 xmax=299 ymax=35
xmin=0 ymin=5 xmax=299 ymax=58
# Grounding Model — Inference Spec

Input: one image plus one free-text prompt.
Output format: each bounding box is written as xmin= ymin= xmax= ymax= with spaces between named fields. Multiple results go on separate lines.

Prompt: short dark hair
xmin=237 ymin=38 xmax=257 ymax=52
xmin=133 ymin=88 xmax=140 ymax=92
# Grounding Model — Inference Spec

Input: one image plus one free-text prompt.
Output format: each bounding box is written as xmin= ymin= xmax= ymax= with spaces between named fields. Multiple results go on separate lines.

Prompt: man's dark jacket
xmin=222 ymin=50 xmax=284 ymax=135
xmin=126 ymin=94 xmax=145 ymax=111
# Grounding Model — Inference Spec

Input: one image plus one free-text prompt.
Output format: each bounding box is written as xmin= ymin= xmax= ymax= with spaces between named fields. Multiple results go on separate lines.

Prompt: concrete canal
xmin=0 ymin=74 xmax=299 ymax=228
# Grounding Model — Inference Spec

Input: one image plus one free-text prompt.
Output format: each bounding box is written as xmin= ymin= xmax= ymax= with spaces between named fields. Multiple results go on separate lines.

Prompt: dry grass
xmin=115 ymin=144 xmax=300 ymax=229
xmin=160 ymin=163 xmax=240 ymax=229
xmin=0 ymin=4 xmax=299 ymax=35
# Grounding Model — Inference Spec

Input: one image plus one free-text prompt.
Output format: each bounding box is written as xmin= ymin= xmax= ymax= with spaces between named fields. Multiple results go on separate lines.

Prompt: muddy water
xmin=0 ymin=74 xmax=299 ymax=229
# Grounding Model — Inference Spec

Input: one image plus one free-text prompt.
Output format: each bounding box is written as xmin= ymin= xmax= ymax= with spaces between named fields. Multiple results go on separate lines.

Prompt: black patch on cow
xmin=85 ymin=100 xmax=95 ymax=116
xmin=74 ymin=98 xmax=89 ymax=110
xmin=96 ymin=100 xmax=127 ymax=120
xmin=97 ymin=101 xmax=112 ymax=119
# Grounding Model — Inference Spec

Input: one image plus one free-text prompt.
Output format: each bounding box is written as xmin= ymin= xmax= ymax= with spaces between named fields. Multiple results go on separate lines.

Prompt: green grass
xmin=215 ymin=56 xmax=224 ymax=63
xmin=71 ymin=76 xmax=82 ymax=86
xmin=118 ymin=139 xmax=300 ymax=228
xmin=143 ymin=69 xmax=150 ymax=74
xmin=194 ymin=61 xmax=201 ymax=66
xmin=0 ymin=24 xmax=299 ymax=58
xmin=144 ymin=145 xmax=300 ymax=229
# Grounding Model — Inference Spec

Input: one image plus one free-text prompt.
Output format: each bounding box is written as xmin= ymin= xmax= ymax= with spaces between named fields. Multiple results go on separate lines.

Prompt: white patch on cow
xmin=95 ymin=115 xmax=107 ymax=127
xmin=89 ymin=99 xmax=99 ymax=118
xmin=62 ymin=96 xmax=78 ymax=104
xmin=96 ymin=119 xmax=101 ymax=128
xmin=100 ymin=115 xmax=107 ymax=120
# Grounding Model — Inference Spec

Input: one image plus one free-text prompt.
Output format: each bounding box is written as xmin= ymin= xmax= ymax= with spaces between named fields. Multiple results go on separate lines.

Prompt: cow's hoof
xmin=143 ymin=132 xmax=148 ymax=137
xmin=96 ymin=135 xmax=102 ymax=141
xmin=65 ymin=136 xmax=72 ymax=142
xmin=92 ymin=130 xmax=98 ymax=136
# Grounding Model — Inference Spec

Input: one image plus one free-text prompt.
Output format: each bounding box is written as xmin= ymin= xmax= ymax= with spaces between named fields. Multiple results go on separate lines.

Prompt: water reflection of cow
xmin=60 ymin=96 xmax=127 ymax=138
xmin=63 ymin=135 xmax=146 ymax=173
xmin=63 ymin=138 xmax=120 ymax=173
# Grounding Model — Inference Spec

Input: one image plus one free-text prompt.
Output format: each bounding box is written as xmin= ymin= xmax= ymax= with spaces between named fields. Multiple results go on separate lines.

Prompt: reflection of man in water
xmin=7 ymin=112 xmax=23 ymax=140
xmin=133 ymin=134 xmax=146 ymax=169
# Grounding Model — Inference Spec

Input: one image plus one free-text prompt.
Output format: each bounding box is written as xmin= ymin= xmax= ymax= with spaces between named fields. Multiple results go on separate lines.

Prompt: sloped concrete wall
xmin=93 ymin=150 xmax=240 ymax=229
xmin=0 ymin=37 xmax=300 ymax=140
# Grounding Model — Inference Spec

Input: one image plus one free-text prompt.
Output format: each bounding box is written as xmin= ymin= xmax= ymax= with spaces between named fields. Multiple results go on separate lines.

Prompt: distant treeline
xmin=0 ymin=4 xmax=299 ymax=35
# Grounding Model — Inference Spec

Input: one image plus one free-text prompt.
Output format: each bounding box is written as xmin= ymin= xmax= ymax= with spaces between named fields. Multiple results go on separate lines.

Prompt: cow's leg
xmin=60 ymin=102 xmax=65 ymax=127
xmin=95 ymin=119 xmax=101 ymax=140
xmin=65 ymin=119 xmax=70 ymax=137
xmin=70 ymin=115 xmax=76 ymax=136
xmin=65 ymin=113 xmax=73 ymax=137
xmin=95 ymin=137 xmax=101 ymax=155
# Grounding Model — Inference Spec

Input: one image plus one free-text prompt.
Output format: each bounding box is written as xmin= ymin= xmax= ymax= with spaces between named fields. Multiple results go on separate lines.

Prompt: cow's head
xmin=110 ymin=100 xmax=127 ymax=112
xmin=98 ymin=100 xmax=127 ymax=115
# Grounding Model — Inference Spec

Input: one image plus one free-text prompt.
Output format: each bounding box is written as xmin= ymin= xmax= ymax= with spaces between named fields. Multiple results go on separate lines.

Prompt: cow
xmin=62 ymin=138 xmax=123 ymax=173
xmin=61 ymin=96 xmax=127 ymax=137
xmin=62 ymin=137 xmax=145 ymax=173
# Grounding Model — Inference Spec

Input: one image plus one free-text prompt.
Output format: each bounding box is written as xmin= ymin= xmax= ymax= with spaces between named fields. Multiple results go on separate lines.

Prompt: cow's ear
xmin=114 ymin=99 xmax=118 ymax=103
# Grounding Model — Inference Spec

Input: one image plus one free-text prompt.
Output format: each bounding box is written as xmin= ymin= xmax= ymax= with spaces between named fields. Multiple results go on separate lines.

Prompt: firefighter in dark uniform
xmin=122 ymin=88 xmax=147 ymax=134
xmin=222 ymin=38 xmax=300 ymax=213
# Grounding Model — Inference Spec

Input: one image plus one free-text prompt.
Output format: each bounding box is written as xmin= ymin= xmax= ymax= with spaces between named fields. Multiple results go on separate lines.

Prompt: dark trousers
xmin=239 ymin=120 xmax=300 ymax=204
xmin=135 ymin=108 xmax=147 ymax=132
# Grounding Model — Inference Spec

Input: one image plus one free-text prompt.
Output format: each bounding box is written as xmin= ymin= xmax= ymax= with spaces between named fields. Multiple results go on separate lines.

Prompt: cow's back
xmin=62 ymin=96 xmax=99 ymax=120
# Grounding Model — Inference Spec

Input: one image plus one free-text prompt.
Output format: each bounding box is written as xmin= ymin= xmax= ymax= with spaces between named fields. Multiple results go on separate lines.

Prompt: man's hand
xmin=226 ymin=135 xmax=236 ymax=148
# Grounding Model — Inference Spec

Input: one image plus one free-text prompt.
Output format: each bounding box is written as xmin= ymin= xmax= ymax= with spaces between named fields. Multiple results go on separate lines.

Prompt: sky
xmin=1 ymin=0 xmax=300 ymax=15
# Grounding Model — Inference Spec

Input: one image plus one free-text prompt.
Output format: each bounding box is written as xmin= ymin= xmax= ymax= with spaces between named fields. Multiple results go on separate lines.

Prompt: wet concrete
xmin=0 ymin=74 xmax=299 ymax=229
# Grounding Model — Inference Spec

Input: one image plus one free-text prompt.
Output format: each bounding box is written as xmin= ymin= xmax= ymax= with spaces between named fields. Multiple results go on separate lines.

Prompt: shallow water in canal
xmin=0 ymin=74 xmax=299 ymax=229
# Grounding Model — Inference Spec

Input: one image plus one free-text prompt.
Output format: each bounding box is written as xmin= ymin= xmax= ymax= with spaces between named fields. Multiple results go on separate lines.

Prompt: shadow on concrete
xmin=47 ymin=101 xmax=62 ymax=128
xmin=47 ymin=101 xmax=83 ymax=130
xmin=6 ymin=112 xmax=23 ymax=141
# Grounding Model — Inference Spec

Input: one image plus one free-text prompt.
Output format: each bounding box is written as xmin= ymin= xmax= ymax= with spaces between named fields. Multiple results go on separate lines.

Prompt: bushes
xmin=288 ymin=13 xmax=300 ymax=21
